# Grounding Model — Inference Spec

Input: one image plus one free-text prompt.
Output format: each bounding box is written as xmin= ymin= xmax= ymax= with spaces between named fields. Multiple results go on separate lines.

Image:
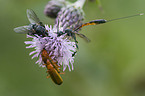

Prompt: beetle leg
xmin=60 ymin=72 xmax=65 ymax=74
xmin=46 ymin=75 xmax=50 ymax=78
xmin=43 ymin=64 xmax=47 ymax=66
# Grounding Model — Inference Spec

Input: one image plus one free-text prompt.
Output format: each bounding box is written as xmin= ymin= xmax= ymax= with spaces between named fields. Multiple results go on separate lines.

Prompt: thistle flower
xmin=53 ymin=0 xmax=89 ymax=49
xmin=25 ymin=25 xmax=77 ymax=71
xmin=54 ymin=0 xmax=85 ymax=31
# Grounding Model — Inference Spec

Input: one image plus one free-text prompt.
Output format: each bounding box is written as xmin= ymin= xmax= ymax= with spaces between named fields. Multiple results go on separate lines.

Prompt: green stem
xmin=74 ymin=0 xmax=86 ymax=8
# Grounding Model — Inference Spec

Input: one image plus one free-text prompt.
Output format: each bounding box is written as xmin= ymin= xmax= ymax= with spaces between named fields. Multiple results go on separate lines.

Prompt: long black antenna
xmin=107 ymin=13 xmax=144 ymax=22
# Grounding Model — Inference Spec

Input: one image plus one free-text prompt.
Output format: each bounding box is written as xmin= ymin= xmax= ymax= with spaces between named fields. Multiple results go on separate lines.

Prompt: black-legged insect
xmin=14 ymin=9 xmax=48 ymax=37
xmin=56 ymin=19 xmax=107 ymax=49
xmin=56 ymin=13 xmax=143 ymax=49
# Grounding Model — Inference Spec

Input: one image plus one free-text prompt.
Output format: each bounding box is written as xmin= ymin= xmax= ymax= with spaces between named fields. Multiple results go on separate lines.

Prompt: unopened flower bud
xmin=44 ymin=0 xmax=66 ymax=18
xmin=55 ymin=4 xmax=85 ymax=31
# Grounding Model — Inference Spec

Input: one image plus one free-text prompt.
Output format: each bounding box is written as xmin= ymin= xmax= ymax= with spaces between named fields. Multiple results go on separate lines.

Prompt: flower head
xmin=25 ymin=25 xmax=76 ymax=71
xmin=54 ymin=0 xmax=85 ymax=31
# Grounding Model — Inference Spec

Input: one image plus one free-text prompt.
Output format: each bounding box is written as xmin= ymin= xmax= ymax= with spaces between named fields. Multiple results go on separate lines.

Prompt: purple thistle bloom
xmin=25 ymin=25 xmax=76 ymax=71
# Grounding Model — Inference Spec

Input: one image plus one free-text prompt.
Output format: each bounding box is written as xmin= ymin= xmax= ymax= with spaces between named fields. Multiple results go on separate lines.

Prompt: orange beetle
xmin=41 ymin=49 xmax=63 ymax=85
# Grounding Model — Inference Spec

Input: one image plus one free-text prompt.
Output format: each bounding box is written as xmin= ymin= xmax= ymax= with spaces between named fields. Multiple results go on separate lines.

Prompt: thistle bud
xmin=44 ymin=0 xmax=66 ymax=18
xmin=54 ymin=0 xmax=85 ymax=31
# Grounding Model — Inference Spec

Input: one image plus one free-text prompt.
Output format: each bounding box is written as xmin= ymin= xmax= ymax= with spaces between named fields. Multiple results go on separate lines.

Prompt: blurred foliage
xmin=0 ymin=0 xmax=145 ymax=96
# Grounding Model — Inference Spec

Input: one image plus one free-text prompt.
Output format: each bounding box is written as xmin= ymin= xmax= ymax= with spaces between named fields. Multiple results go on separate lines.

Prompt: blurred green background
xmin=1 ymin=0 xmax=145 ymax=96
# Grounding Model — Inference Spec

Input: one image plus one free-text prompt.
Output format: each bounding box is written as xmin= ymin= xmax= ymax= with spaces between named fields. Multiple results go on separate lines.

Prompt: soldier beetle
xmin=41 ymin=49 xmax=63 ymax=85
